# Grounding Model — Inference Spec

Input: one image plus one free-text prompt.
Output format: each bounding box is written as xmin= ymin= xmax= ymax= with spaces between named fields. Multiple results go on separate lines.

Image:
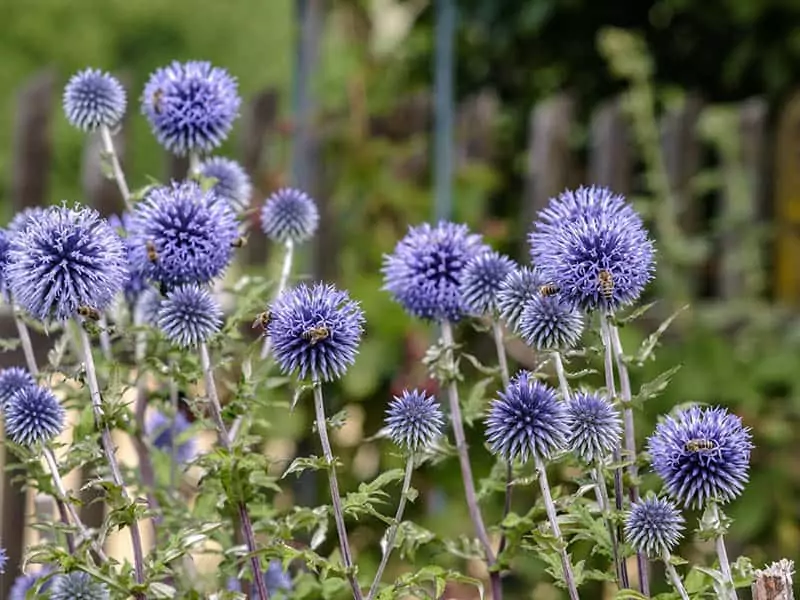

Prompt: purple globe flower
xmin=382 ymin=221 xmax=488 ymax=322
xmin=267 ymin=283 xmax=364 ymax=382
xmin=648 ymin=406 xmax=753 ymax=509
xmin=135 ymin=287 xmax=163 ymax=326
xmin=566 ymin=392 xmax=622 ymax=463
xmin=142 ymin=61 xmax=241 ymax=156
xmin=518 ymin=293 xmax=584 ymax=350
xmin=485 ymin=371 xmax=569 ymax=463
xmin=0 ymin=545 xmax=7 ymax=574
xmin=386 ymin=389 xmax=445 ymax=451
xmin=534 ymin=186 xmax=644 ymax=235
xmin=227 ymin=560 xmax=292 ymax=598
xmin=625 ymin=496 xmax=684 ymax=558
xmin=157 ymin=284 xmax=222 ymax=347
xmin=199 ymin=157 xmax=252 ymax=213
xmin=7 ymin=207 xmax=46 ymax=236
xmin=497 ymin=266 xmax=541 ymax=331
xmin=459 ymin=251 xmax=516 ymax=316
xmin=9 ymin=567 xmax=53 ymax=600
xmin=5 ymin=206 xmax=128 ymax=321
xmin=260 ymin=188 xmax=320 ymax=245
xmin=107 ymin=212 xmax=147 ymax=303
xmin=51 ymin=571 xmax=110 ymax=600
xmin=63 ymin=68 xmax=126 ymax=132
xmin=0 ymin=228 xmax=10 ymax=294
xmin=127 ymin=181 xmax=238 ymax=288
xmin=146 ymin=410 xmax=197 ymax=464
xmin=5 ymin=386 xmax=65 ymax=446
xmin=0 ymin=367 xmax=37 ymax=411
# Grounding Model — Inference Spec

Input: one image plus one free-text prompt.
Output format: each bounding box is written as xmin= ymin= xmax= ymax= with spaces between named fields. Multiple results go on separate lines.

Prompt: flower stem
xmin=441 ymin=321 xmax=502 ymax=599
xmin=662 ymin=550 xmax=690 ymax=600
xmin=188 ymin=152 xmax=201 ymax=177
xmin=198 ymin=341 xmax=270 ymax=600
xmin=552 ymin=350 xmax=571 ymax=402
xmin=492 ymin=318 xmax=512 ymax=593
xmin=709 ymin=503 xmax=738 ymax=600
xmin=535 ymin=456 xmax=580 ymax=600
xmin=77 ymin=322 xmax=146 ymax=597
xmin=168 ymin=359 xmax=180 ymax=490
xmin=13 ymin=307 xmax=38 ymax=376
xmin=99 ymin=124 xmax=132 ymax=211
xmin=593 ymin=460 xmax=624 ymax=589
xmin=260 ymin=239 xmax=295 ymax=360
xmin=98 ymin=314 xmax=112 ymax=362
xmin=491 ymin=320 xmax=510 ymax=387
xmin=366 ymin=457 xmax=414 ymax=600
xmin=497 ymin=462 xmax=513 ymax=558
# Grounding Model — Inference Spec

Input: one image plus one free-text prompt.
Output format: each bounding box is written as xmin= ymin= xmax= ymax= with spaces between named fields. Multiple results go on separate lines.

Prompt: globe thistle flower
xmin=260 ymin=188 xmax=320 ymax=245
xmin=382 ymin=221 xmax=488 ymax=322
xmin=7 ymin=207 xmax=46 ymax=236
xmin=146 ymin=409 xmax=197 ymax=464
xmin=267 ymin=283 xmax=364 ymax=382
xmin=534 ymin=186 xmax=643 ymax=235
xmin=518 ymin=293 xmax=584 ymax=350
xmin=135 ymin=287 xmax=163 ymax=326
xmin=157 ymin=284 xmax=222 ymax=347
xmin=199 ymin=156 xmax=252 ymax=213
xmin=127 ymin=181 xmax=238 ymax=288
xmin=107 ymin=212 xmax=147 ymax=303
xmin=141 ymin=60 xmax=241 ymax=156
xmin=50 ymin=571 xmax=110 ymax=600
xmin=648 ymin=406 xmax=753 ymax=509
xmin=485 ymin=371 xmax=569 ymax=463
xmin=0 ymin=367 xmax=36 ymax=411
xmin=625 ymin=496 xmax=684 ymax=558
xmin=5 ymin=206 xmax=128 ymax=322
xmin=63 ymin=68 xmax=126 ymax=132
xmin=4 ymin=385 xmax=65 ymax=446
xmin=385 ymin=389 xmax=445 ymax=452
xmin=497 ymin=266 xmax=541 ymax=331
xmin=0 ymin=545 xmax=7 ymax=574
xmin=227 ymin=561 xmax=292 ymax=598
xmin=566 ymin=392 xmax=622 ymax=463
xmin=458 ymin=251 xmax=516 ymax=316
xmin=9 ymin=568 xmax=53 ymax=600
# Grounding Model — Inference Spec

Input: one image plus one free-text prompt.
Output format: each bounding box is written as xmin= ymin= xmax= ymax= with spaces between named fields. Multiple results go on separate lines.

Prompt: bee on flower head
xmin=146 ymin=240 xmax=158 ymax=263
xmin=597 ymin=269 xmax=614 ymax=300
xmin=251 ymin=311 xmax=271 ymax=331
xmin=538 ymin=283 xmax=560 ymax=297
xmin=77 ymin=305 xmax=101 ymax=321
xmin=684 ymin=438 xmax=717 ymax=453
xmin=231 ymin=236 xmax=248 ymax=248
xmin=302 ymin=325 xmax=329 ymax=346
xmin=151 ymin=88 xmax=165 ymax=115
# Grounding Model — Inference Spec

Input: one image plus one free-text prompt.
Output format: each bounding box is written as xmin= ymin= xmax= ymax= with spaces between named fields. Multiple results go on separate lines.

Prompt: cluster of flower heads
xmin=9 ymin=567 xmax=53 ymax=600
xmin=146 ymin=409 xmax=197 ymax=464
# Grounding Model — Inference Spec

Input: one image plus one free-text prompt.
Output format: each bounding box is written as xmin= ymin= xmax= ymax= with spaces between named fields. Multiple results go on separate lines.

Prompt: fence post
xmin=589 ymin=96 xmax=632 ymax=194
xmin=773 ymin=91 xmax=800 ymax=305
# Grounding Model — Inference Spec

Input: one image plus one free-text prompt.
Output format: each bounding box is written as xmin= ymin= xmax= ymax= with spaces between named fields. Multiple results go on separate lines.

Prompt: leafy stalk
xmin=13 ymin=306 xmax=39 ymax=376
xmin=593 ymin=460 xmax=624 ymax=588
xmin=708 ymin=503 xmax=738 ymax=600
xmin=99 ymin=124 xmax=132 ymax=211
xmin=551 ymin=351 xmax=571 ymax=401
xmin=260 ymin=239 xmax=295 ymax=360
xmin=662 ymin=550 xmax=690 ymax=600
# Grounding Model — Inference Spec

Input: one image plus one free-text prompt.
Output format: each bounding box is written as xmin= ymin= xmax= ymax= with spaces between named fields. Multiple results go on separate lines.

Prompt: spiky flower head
xmin=227 ymin=560 xmax=292 ymax=598
xmin=648 ymin=406 xmax=753 ymax=509
xmin=8 ymin=207 xmax=46 ymax=236
xmin=135 ymin=287 xmax=163 ymax=327
xmin=107 ymin=212 xmax=147 ymax=303
xmin=485 ymin=371 xmax=569 ymax=463
xmin=385 ymin=389 xmax=445 ymax=452
xmin=0 ymin=545 xmax=7 ymax=574
xmin=267 ymin=283 xmax=364 ymax=382
xmin=199 ymin=157 xmax=252 ymax=213
xmin=497 ymin=266 xmax=541 ymax=331
xmin=0 ymin=367 xmax=36 ymax=411
xmin=382 ymin=221 xmax=488 ymax=322
xmin=518 ymin=293 xmax=584 ymax=350
xmin=50 ymin=571 xmax=110 ymax=600
xmin=459 ymin=251 xmax=516 ymax=316
xmin=127 ymin=181 xmax=238 ymax=289
xmin=566 ymin=392 xmax=622 ymax=463
xmin=9 ymin=568 xmax=53 ymax=600
xmin=625 ymin=496 xmax=684 ymax=558
xmin=146 ymin=410 xmax=197 ymax=464
xmin=5 ymin=206 xmax=128 ymax=322
xmin=529 ymin=187 xmax=655 ymax=312
xmin=534 ymin=186 xmax=642 ymax=232
xmin=5 ymin=385 xmax=65 ymax=446
xmin=157 ymin=284 xmax=222 ymax=347
xmin=63 ymin=68 xmax=126 ymax=132
xmin=260 ymin=188 xmax=319 ymax=245
xmin=141 ymin=60 xmax=240 ymax=155
xmin=0 ymin=228 xmax=10 ymax=295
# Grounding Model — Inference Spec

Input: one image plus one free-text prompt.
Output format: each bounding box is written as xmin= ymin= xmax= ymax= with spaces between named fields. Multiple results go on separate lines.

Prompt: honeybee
xmin=77 ymin=306 xmax=101 ymax=321
xmin=152 ymin=88 xmax=165 ymax=114
xmin=252 ymin=311 xmax=271 ymax=331
xmin=146 ymin=240 xmax=158 ymax=262
xmin=539 ymin=283 xmax=560 ymax=297
xmin=598 ymin=269 xmax=614 ymax=300
xmin=302 ymin=325 xmax=330 ymax=345
xmin=232 ymin=236 xmax=248 ymax=248
xmin=685 ymin=439 xmax=717 ymax=453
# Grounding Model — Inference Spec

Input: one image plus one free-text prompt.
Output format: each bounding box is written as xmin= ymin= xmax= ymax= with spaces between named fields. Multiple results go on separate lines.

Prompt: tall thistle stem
xmin=198 ymin=341 xmax=270 ymax=600
xmin=312 ymin=382 xmax=364 ymax=600
xmin=13 ymin=306 xmax=38 ymax=376
xmin=662 ymin=550 xmax=691 ymax=600
xmin=708 ymin=503 xmax=738 ymax=600
xmin=99 ymin=125 xmax=132 ymax=211
xmin=492 ymin=319 xmax=512 ymax=594
xmin=593 ymin=459 xmax=624 ymax=588
xmin=552 ymin=350 xmax=571 ymax=401
xmin=260 ymin=239 xmax=295 ymax=360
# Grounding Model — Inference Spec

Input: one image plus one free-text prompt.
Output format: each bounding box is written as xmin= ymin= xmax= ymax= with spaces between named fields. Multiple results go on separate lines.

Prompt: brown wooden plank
xmin=773 ymin=91 xmax=800 ymax=305
xmin=588 ymin=96 xmax=632 ymax=195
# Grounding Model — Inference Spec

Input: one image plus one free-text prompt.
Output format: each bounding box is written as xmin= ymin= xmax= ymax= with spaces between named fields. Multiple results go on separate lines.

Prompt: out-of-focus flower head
xmin=50 ymin=571 xmax=110 ymax=600
xmin=145 ymin=409 xmax=197 ymax=464
xmin=260 ymin=188 xmax=320 ymax=245
xmin=385 ymin=389 xmax=444 ymax=452
xmin=63 ymin=68 xmax=126 ymax=132
xmin=0 ymin=367 xmax=37 ymax=412
xmin=496 ymin=266 xmax=541 ymax=332
xmin=459 ymin=251 xmax=516 ymax=316
xmin=4 ymin=385 xmax=65 ymax=446
xmin=157 ymin=284 xmax=222 ymax=347
xmin=518 ymin=292 xmax=584 ymax=350
xmin=199 ymin=156 xmax=253 ymax=213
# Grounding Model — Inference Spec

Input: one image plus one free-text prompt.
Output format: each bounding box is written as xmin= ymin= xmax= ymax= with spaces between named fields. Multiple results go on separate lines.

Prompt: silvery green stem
xmin=198 ymin=341 xmax=270 ymax=600
xmin=593 ymin=460 xmax=624 ymax=588
xmin=98 ymin=314 xmax=112 ymax=361
xmin=99 ymin=125 xmax=132 ymax=211
xmin=662 ymin=550 xmax=691 ymax=600
xmin=535 ymin=456 xmax=580 ymax=600
xmin=709 ymin=503 xmax=738 ymax=600
xmin=492 ymin=318 xmax=512 ymax=590
xmin=366 ymin=457 xmax=414 ymax=600
xmin=312 ymin=382 xmax=364 ymax=600
xmin=492 ymin=320 xmax=510 ymax=387
xmin=13 ymin=307 xmax=38 ymax=376
xmin=169 ymin=358 xmax=180 ymax=489
xmin=552 ymin=350 xmax=571 ymax=401
xmin=188 ymin=152 xmax=201 ymax=177
xmin=77 ymin=322 xmax=146 ymax=595
xmin=260 ymin=239 xmax=295 ymax=360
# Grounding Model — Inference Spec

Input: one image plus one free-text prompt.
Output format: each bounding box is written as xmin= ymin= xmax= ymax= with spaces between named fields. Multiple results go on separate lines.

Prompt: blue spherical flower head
xmin=5 ymin=206 xmax=128 ymax=322
xmin=260 ymin=188 xmax=320 ymax=244
xmin=0 ymin=228 xmax=11 ymax=294
xmin=386 ymin=389 xmax=445 ymax=452
xmin=107 ymin=212 xmax=147 ymax=303
xmin=0 ymin=545 xmax=7 ymax=574
xmin=63 ymin=68 xmax=126 ymax=132
xmin=459 ymin=251 xmax=516 ymax=316
xmin=227 ymin=560 xmax=292 ymax=598
xmin=157 ymin=284 xmax=222 ymax=347
xmin=142 ymin=60 xmax=241 ymax=156
xmin=625 ymin=496 xmax=684 ymax=558
xmin=648 ymin=406 xmax=753 ymax=509
xmin=382 ymin=221 xmax=488 ymax=322
xmin=497 ymin=266 xmax=541 ymax=331
xmin=5 ymin=386 xmax=65 ymax=446
xmin=566 ymin=391 xmax=622 ymax=463
xmin=51 ymin=571 xmax=110 ymax=600
xmin=518 ymin=293 xmax=584 ymax=350
xmin=146 ymin=410 xmax=197 ymax=464
xmin=267 ymin=283 xmax=364 ymax=382
xmin=0 ymin=367 xmax=36 ymax=411
xmin=135 ymin=287 xmax=163 ymax=326
xmin=199 ymin=157 xmax=252 ymax=213
xmin=10 ymin=568 xmax=53 ymax=600
xmin=128 ymin=181 xmax=238 ymax=288
xmin=485 ymin=371 xmax=569 ymax=463
xmin=7 ymin=207 xmax=46 ymax=236
xmin=533 ymin=186 xmax=644 ymax=237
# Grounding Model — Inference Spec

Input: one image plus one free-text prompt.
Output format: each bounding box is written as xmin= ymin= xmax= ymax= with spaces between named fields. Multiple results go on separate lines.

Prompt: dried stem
xmin=593 ymin=460 xmax=624 ymax=588
xmin=752 ymin=559 xmax=795 ymax=600
xmin=13 ymin=307 xmax=39 ymax=376
xmin=662 ymin=550 xmax=690 ymax=600
xmin=99 ymin=125 xmax=132 ymax=211
xmin=552 ymin=350 xmax=571 ymax=401
xmin=260 ymin=239 xmax=295 ymax=360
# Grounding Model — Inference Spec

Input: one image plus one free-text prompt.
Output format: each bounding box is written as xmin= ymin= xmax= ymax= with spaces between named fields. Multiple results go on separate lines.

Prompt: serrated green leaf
xmin=631 ymin=364 xmax=682 ymax=406
xmin=281 ymin=455 xmax=333 ymax=478
xmin=635 ymin=304 xmax=689 ymax=364
xmin=616 ymin=301 xmax=658 ymax=326
xmin=613 ymin=590 xmax=650 ymax=600
xmin=463 ymin=376 xmax=494 ymax=426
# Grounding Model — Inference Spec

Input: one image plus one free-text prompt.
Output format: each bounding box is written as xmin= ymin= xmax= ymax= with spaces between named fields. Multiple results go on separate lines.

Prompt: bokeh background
xmin=2 ymin=0 xmax=800 ymax=597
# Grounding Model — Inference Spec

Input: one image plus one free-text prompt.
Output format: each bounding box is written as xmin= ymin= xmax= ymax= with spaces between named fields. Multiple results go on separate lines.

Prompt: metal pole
xmin=433 ymin=0 xmax=456 ymax=222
